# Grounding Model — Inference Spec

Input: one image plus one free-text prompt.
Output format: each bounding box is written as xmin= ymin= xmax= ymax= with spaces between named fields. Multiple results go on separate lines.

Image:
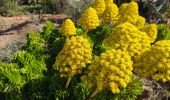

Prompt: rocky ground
xmin=0 ymin=14 xmax=68 ymax=48
xmin=0 ymin=14 xmax=68 ymax=62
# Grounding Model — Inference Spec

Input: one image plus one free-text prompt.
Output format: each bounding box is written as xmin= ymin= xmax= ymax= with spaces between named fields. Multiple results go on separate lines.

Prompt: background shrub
xmin=0 ymin=0 xmax=22 ymax=16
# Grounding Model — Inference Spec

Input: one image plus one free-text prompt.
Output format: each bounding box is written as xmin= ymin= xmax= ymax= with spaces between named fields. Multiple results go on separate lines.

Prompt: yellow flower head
xmin=53 ymin=36 xmax=92 ymax=77
xmin=60 ymin=19 xmax=76 ymax=37
xmin=141 ymin=24 xmax=157 ymax=43
xmin=102 ymin=3 xmax=119 ymax=24
xmin=127 ymin=1 xmax=139 ymax=15
xmin=104 ymin=0 xmax=113 ymax=5
xmin=119 ymin=3 xmax=128 ymax=15
xmin=82 ymin=49 xmax=133 ymax=94
xmin=119 ymin=1 xmax=138 ymax=17
xmin=92 ymin=0 xmax=106 ymax=17
xmin=78 ymin=7 xmax=100 ymax=30
xmin=118 ymin=1 xmax=140 ymax=25
xmin=103 ymin=22 xmax=150 ymax=57
xmin=135 ymin=16 xmax=146 ymax=29
xmin=134 ymin=40 xmax=170 ymax=82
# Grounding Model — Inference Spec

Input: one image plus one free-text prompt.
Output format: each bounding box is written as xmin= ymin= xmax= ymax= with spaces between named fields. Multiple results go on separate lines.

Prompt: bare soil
xmin=0 ymin=14 xmax=68 ymax=48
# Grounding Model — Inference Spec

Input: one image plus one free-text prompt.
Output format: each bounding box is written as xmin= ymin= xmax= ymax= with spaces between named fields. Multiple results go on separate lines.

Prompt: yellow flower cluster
xmin=118 ymin=1 xmax=145 ymax=28
xmin=60 ymin=19 xmax=76 ymax=37
xmin=126 ymin=1 xmax=139 ymax=15
xmin=92 ymin=0 xmax=106 ymax=17
xmin=53 ymin=36 xmax=92 ymax=77
xmin=102 ymin=3 xmax=119 ymax=24
xmin=82 ymin=49 xmax=133 ymax=94
xmin=104 ymin=0 xmax=113 ymax=5
xmin=140 ymin=24 xmax=157 ymax=43
xmin=135 ymin=16 xmax=146 ymax=29
xmin=78 ymin=7 xmax=100 ymax=30
xmin=103 ymin=22 xmax=150 ymax=57
xmin=134 ymin=40 xmax=170 ymax=82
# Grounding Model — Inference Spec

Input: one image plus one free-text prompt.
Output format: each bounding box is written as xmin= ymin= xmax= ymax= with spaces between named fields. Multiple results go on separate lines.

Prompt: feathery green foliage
xmin=157 ymin=24 xmax=170 ymax=41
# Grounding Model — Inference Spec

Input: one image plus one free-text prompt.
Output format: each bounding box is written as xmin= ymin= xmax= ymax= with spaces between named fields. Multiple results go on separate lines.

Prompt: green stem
xmin=82 ymin=29 xmax=89 ymax=39
xmin=66 ymin=37 xmax=69 ymax=41
xmin=85 ymin=29 xmax=89 ymax=34
xmin=65 ymin=77 xmax=72 ymax=88
xmin=90 ymin=88 xmax=99 ymax=99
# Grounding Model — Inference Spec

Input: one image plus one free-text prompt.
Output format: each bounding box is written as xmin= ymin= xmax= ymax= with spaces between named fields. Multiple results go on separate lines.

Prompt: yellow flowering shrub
xmin=103 ymin=22 xmax=150 ymax=57
xmin=53 ymin=36 xmax=92 ymax=78
xmin=0 ymin=0 xmax=165 ymax=99
xmin=60 ymin=19 xmax=76 ymax=37
xmin=82 ymin=49 xmax=133 ymax=95
xmin=78 ymin=7 xmax=100 ymax=30
xmin=92 ymin=0 xmax=106 ymax=17
xmin=134 ymin=40 xmax=170 ymax=82
xmin=141 ymin=24 xmax=157 ymax=43
xmin=102 ymin=3 xmax=119 ymax=24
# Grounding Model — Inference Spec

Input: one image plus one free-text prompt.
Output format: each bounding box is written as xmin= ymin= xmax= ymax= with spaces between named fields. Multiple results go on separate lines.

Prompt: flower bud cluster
xmin=82 ymin=49 xmax=133 ymax=94
xmin=102 ymin=3 xmax=119 ymax=24
xmin=78 ymin=7 xmax=100 ymax=30
xmin=118 ymin=1 xmax=145 ymax=28
xmin=60 ymin=19 xmax=76 ymax=37
xmin=104 ymin=22 xmax=150 ymax=57
xmin=104 ymin=0 xmax=113 ymax=5
xmin=54 ymin=36 xmax=92 ymax=77
xmin=140 ymin=24 xmax=157 ymax=43
xmin=92 ymin=0 xmax=106 ymax=17
xmin=134 ymin=40 xmax=170 ymax=82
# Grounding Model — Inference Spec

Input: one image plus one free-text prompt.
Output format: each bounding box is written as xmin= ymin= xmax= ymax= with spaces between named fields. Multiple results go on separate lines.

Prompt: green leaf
xmin=157 ymin=24 xmax=170 ymax=41
xmin=0 ymin=62 xmax=25 ymax=92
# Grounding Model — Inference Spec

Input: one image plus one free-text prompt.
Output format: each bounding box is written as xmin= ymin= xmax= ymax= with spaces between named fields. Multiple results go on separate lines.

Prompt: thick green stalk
xmin=65 ymin=77 xmax=72 ymax=88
